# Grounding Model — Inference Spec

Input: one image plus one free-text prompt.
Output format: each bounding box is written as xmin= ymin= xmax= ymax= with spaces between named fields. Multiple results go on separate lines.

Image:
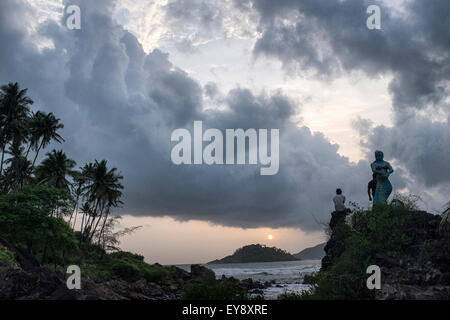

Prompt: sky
xmin=1 ymin=0 xmax=449 ymax=264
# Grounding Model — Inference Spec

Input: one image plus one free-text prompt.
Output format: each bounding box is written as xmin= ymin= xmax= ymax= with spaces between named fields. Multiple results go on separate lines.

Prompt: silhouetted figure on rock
xmin=368 ymin=173 xmax=377 ymax=202
xmin=330 ymin=188 xmax=349 ymax=229
xmin=323 ymin=189 xmax=352 ymax=271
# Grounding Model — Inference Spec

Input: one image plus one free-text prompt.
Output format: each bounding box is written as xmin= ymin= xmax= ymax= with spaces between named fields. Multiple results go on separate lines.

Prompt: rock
xmin=249 ymin=288 xmax=264 ymax=295
xmin=374 ymin=212 xmax=450 ymax=300
xmin=169 ymin=266 xmax=191 ymax=281
xmin=321 ymin=209 xmax=450 ymax=300
xmin=302 ymin=274 xmax=316 ymax=285
xmin=190 ymin=264 xmax=216 ymax=283
xmin=375 ymin=253 xmax=400 ymax=267
xmin=240 ymin=278 xmax=253 ymax=290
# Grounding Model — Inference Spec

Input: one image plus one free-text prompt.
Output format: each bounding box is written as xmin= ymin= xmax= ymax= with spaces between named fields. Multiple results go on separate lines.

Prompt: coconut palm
xmin=34 ymin=149 xmax=77 ymax=192
xmin=29 ymin=111 xmax=65 ymax=169
xmin=1 ymin=142 xmax=33 ymax=192
xmin=80 ymin=160 xmax=123 ymax=243
xmin=0 ymin=82 xmax=33 ymax=175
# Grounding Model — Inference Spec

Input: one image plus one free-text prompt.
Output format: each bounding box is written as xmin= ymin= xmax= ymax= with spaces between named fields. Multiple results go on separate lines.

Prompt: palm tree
xmin=29 ymin=111 xmax=65 ymax=169
xmin=34 ymin=149 xmax=76 ymax=192
xmin=0 ymin=82 xmax=33 ymax=175
xmin=1 ymin=142 xmax=33 ymax=192
xmin=80 ymin=160 xmax=123 ymax=242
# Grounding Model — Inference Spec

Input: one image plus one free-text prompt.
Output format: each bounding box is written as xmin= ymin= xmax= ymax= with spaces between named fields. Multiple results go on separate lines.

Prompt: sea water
xmin=177 ymin=260 xmax=321 ymax=299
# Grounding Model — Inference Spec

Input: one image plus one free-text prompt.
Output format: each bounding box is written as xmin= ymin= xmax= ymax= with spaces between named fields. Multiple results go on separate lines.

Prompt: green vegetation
xmin=0 ymin=82 xmax=167 ymax=283
xmin=0 ymin=186 xmax=78 ymax=266
xmin=82 ymin=251 xmax=171 ymax=282
xmin=0 ymin=245 xmax=18 ymax=269
xmin=208 ymin=244 xmax=299 ymax=264
xmin=299 ymin=203 xmax=420 ymax=300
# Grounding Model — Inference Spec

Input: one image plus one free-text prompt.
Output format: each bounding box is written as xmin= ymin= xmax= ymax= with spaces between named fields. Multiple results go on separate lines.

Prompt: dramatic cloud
xmin=6 ymin=0 xmax=446 ymax=232
xmin=163 ymin=0 xmax=257 ymax=51
xmin=238 ymin=0 xmax=450 ymax=198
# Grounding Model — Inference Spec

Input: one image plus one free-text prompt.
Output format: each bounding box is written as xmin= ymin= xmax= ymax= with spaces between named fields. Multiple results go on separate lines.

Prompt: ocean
xmin=177 ymin=260 xmax=321 ymax=299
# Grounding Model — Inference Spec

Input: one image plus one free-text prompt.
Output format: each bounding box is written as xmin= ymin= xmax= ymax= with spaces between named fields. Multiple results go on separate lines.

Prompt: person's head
xmin=375 ymin=150 xmax=384 ymax=161
xmin=336 ymin=188 xmax=342 ymax=195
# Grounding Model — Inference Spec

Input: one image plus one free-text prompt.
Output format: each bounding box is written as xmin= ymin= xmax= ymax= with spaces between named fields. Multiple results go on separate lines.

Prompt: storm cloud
xmin=3 ymin=0 xmax=440 ymax=231
xmin=236 ymin=0 xmax=450 ymax=200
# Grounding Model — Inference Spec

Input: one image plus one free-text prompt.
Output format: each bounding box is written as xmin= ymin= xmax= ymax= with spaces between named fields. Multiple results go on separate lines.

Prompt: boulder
xmin=190 ymin=264 xmax=216 ymax=283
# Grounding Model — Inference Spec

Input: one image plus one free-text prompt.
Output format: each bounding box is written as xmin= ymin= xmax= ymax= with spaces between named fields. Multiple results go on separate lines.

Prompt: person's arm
xmin=367 ymin=182 xmax=372 ymax=201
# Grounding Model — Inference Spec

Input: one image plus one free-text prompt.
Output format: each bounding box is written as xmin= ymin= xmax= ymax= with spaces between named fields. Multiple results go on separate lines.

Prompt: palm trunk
xmin=0 ymin=143 xmax=5 ymax=175
xmin=98 ymin=213 xmax=109 ymax=247
xmin=80 ymin=210 xmax=86 ymax=243
xmin=31 ymin=140 xmax=43 ymax=169
xmin=89 ymin=203 xmax=105 ymax=243
xmin=70 ymin=198 xmax=80 ymax=230
xmin=25 ymin=143 xmax=32 ymax=159
xmin=82 ymin=200 xmax=99 ymax=242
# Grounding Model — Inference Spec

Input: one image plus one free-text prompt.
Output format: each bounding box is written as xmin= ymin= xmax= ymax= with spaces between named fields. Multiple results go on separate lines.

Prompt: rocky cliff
xmin=319 ymin=207 xmax=450 ymax=300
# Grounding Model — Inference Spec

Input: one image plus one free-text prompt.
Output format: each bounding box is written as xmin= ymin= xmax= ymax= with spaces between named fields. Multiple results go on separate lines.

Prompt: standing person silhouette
xmin=368 ymin=173 xmax=377 ymax=201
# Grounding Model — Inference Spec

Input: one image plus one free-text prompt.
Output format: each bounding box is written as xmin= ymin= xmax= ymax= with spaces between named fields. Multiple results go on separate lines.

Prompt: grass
xmin=81 ymin=251 xmax=171 ymax=283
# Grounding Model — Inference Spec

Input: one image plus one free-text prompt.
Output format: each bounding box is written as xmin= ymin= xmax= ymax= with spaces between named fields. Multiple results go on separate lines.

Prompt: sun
xmin=267 ymin=234 xmax=273 ymax=240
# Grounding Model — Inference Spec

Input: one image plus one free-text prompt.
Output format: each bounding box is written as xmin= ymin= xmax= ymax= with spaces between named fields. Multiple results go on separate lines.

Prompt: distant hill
xmin=208 ymin=244 xmax=299 ymax=264
xmin=294 ymin=243 xmax=326 ymax=260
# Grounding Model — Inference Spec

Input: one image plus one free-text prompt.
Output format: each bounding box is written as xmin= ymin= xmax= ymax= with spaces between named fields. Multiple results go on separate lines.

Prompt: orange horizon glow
xmin=117 ymin=215 xmax=325 ymax=265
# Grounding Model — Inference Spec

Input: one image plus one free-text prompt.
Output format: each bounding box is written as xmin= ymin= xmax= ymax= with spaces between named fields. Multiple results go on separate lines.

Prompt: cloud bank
xmin=237 ymin=0 xmax=450 ymax=206
xmin=2 ymin=0 xmax=447 ymax=231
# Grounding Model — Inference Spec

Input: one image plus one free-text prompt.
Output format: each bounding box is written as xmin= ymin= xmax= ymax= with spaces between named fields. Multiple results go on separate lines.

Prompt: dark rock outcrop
xmin=321 ymin=213 xmax=350 ymax=271
xmin=375 ymin=212 xmax=450 ymax=300
xmin=190 ymin=264 xmax=216 ymax=283
xmin=320 ymin=209 xmax=450 ymax=300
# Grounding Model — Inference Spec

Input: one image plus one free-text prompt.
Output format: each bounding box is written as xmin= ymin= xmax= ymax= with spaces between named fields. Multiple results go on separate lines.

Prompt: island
xmin=207 ymin=244 xmax=299 ymax=264
xmin=294 ymin=243 xmax=326 ymax=260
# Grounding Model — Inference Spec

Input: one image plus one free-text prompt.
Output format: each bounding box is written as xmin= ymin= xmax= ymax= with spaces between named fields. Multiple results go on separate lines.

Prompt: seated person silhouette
xmin=330 ymin=188 xmax=348 ymax=228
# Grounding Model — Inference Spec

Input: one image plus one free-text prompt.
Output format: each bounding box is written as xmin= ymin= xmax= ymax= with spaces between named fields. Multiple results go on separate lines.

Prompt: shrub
xmin=111 ymin=260 xmax=141 ymax=281
xmin=0 ymin=245 xmax=19 ymax=269
xmin=141 ymin=264 xmax=170 ymax=282
xmin=106 ymin=252 xmax=170 ymax=282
